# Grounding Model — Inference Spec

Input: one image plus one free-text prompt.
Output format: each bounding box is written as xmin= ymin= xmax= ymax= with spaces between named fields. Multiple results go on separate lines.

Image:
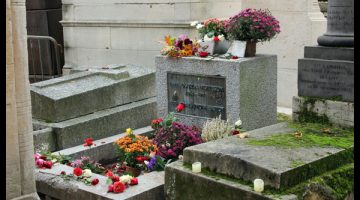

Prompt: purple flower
xmin=146 ymin=157 xmax=157 ymax=171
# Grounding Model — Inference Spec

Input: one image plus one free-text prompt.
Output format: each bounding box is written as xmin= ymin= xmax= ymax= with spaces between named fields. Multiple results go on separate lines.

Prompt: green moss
xmin=277 ymin=113 xmax=292 ymax=122
xmin=296 ymin=96 xmax=331 ymax=124
xmin=290 ymin=160 xmax=305 ymax=168
xmin=247 ymin=121 xmax=354 ymax=149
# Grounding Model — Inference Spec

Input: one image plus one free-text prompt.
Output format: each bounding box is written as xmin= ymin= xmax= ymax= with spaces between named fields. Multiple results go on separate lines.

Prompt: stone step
xmin=33 ymin=97 xmax=157 ymax=150
xmin=54 ymin=126 xmax=154 ymax=162
xmin=183 ymin=122 xmax=353 ymax=189
xmin=31 ymin=64 xmax=155 ymax=122
xmin=165 ymin=160 xmax=297 ymax=200
xmin=36 ymin=164 xmax=164 ymax=200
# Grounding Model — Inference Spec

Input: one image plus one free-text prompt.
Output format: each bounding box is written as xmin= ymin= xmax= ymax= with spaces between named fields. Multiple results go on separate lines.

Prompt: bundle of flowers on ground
xmin=70 ymin=156 xmax=106 ymax=174
xmin=59 ymin=167 xmax=100 ymax=186
xmin=105 ymin=170 xmax=138 ymax=193
xmin=191 ymin=18 xmax=228 ymax=42
xmin=225 ymin=8 xmax=280 ymax=42
xmin=34 ymin=143 xmax=71 ymax=169
xmin=232 ymin=119 xmax=249 ymax=139
xmin=160 ymin=35 xmax=200 ymax=57
xmin=152 ymin=112 xmax=203 ymax=160
xmin=114 ymin=128 xmax=159 ymax=174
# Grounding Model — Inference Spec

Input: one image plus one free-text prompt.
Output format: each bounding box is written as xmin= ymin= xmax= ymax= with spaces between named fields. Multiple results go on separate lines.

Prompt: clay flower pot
xmin=125 ymin=166 xmax=141 ymax=177
xmin=245 ymin=41 xmax=257 ymax=57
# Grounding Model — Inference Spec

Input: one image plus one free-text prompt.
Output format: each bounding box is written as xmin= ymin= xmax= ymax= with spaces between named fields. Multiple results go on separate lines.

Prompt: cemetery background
xmin=6 ymin=0 xmax=354 ymax=200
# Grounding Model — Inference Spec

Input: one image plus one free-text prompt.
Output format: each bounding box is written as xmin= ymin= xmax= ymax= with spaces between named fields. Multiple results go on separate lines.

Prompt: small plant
xmin=225 ymin=8 xmax=280 ymax=42
xmin=191 ymin=18 xmax=229 ymax=40
xmin=201 ymin=115 xmax=234 ymax=142
xmin=114 ymin=128 xmax=158 ymax=170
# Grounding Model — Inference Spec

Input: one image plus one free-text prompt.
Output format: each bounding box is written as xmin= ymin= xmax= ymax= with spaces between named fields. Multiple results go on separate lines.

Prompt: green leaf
xmin=106 ymin=178 xmax=113 ymax=185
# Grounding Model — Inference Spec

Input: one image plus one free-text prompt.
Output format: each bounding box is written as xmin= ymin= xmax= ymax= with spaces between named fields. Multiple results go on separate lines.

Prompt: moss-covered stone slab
xmin=292 ymin=96 xmax=354 ymax=127
xmin=183 ymin=122 xmax=353 ymax=189
xmin=165 ymin=160 xmax=297 ymax=200
xmin=31 ymin=64 xmax=155 ymax=122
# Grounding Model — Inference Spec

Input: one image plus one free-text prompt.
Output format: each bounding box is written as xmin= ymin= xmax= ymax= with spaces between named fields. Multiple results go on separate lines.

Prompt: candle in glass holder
xmin=192 ymin=162 xmax=201 ymax=173
xmin=253 ymin=179 xmax=264 ymax=192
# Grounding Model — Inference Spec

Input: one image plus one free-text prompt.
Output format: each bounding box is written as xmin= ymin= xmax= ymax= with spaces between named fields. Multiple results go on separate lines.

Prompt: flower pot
xmin=213 ymin=40 xmax=231 ymax=55
xmin=229 ymin=40 xmax=246 ymax=57
xmin=245 ymin=41 xmax=257 ymax=57
xmin=125 ymin=166 xmax=141 ymax=177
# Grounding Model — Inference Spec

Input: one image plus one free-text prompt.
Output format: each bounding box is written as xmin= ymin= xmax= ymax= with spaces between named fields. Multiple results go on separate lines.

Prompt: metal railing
xmin=27 ymin=35 xmax=63 ymax=83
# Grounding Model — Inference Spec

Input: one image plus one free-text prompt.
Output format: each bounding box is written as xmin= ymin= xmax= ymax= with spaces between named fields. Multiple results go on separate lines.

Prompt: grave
xmin=155 ymin=55 xmax=277 ymax=131
xmin=31 ymin=64 xmax=157 ymax=150
xmin=35 ymin=127 xmax=166 ymax=200
xmin=293 ymin=0 xmax=354 ymax=127
xmin=165 ymin=121 xmax=354 ymax=200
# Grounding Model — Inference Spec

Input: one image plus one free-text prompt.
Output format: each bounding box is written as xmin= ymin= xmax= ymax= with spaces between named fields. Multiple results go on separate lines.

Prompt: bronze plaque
xmin=167 ymin=72 xmax=226 ymax=119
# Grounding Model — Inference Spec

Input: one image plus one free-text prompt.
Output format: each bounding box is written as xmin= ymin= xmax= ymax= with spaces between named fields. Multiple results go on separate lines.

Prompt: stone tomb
xmin=156 ymin=55 xmax=277 ymax=131
xmin=165 ymin=122 xmax=353 ymax=200
xmin=31 ymin=64 xmax=157 ymax=150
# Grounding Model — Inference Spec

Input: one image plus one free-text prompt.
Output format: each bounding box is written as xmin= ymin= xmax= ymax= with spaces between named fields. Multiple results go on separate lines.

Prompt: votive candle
xmin=254 ymin=179 xmax=264 ymax=192
xmin=192 ymin=162 xmax=201 ymax=173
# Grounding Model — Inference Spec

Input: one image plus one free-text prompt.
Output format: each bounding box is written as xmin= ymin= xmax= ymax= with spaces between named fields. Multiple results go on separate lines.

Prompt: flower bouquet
xmin=191 ymin=18 xmax=231 ymax=55
xmin=152 ymin=113 xmax=203 ymax=160
xmin=225 ymin=8 xmax=280 ymax=57
xmin=160 ymin=35 xmax=199 ymax=57
xmin=114 ymin=128 xmax=158 ymax=176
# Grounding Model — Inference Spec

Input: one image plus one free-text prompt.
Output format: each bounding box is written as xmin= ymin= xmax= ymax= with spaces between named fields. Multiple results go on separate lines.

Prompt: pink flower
xmin=36 ymin=159 xmax=45 ymax=167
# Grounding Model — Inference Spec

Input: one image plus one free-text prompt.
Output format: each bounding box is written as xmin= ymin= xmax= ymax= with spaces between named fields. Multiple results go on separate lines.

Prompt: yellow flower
xmin=126 ymin=128 xmax=132 ymax=135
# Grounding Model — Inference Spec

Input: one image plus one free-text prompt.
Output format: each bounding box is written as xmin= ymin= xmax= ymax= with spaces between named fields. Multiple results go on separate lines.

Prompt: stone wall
xmin=61 ymin=0 xmax=326 ymax=108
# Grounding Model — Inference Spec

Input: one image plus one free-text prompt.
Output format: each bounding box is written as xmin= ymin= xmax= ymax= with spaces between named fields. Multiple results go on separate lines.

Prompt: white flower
xmin=190 ymin=21 xmax=199 ymax=26
xmin=144 ymin=160 xmax=149 ymax=165
xmin=196 ymin=24 xmax=204 ymax=29
xmin=218 ymin=34 xmax=225 ymax=41
xmin=120 ymin=174 xmax=133 ymax=184
xmin=83 ymin=169 xmax=92 ymax=177
xmin=235 ymin=119 xmax=242 ymax=126
xmin=203 ymin=35 xmax=213 ymax=42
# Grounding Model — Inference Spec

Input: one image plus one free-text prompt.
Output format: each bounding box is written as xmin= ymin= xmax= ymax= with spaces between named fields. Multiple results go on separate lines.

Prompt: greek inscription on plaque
xmin=167 ymin=72 xmax=226 ymax=119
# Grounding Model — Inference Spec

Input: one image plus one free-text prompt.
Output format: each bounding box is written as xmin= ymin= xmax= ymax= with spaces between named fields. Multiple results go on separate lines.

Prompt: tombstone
xmin=155 ymin=55 xmax=277 ymax=131
xmin=293 ymin=0 xmax=354 ymax=127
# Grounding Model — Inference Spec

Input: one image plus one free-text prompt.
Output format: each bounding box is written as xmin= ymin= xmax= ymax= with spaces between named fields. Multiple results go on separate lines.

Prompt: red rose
xmin=112 ymin=175 xmax=120 ymax=182
xmin=199 ymin=51 xmax=209 ymax=58
xmin=66 ymin=162 xmax=71 ymax=166
xmin=40 ymin=155 xmax=47 ymax=160
xmin=130 ymin=178 xmax=138 ymax=185
xmin=108 ymin=184 xmax=114 ymax=192
xmin=151 ymin=118 xmax=163 ymax=129
xmin=176 ymin=103 xmax=185 ymax=112
xmin=73 ymin=167 xmax=83 ymax=176
xmin=113 ymin=181 xmax=126 ymax=193
xmin=106 ymin=170 xmax=114 ymax=178
xmin=231 ymin=56 xmax=238 ymax=59
xmin=213 ymin=36 xmax=219 ymax=42
xmin=43 ymin=161 xmax=53 ymax=169
xmin=231 ymin=130 xmax=240 ymax=135
xmin=83 ymin=138 xmax=94 ymax=147
xmin=60 ymin=171 xmax=66 ymax=175
xmin=91 ymin=178 xmax=99 ymax=185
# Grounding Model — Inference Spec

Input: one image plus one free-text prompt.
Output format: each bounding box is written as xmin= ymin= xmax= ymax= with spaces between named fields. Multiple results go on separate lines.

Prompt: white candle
xmin=192 ymin=162 xmax=201 ymax=173
xmin=254 ymin=179 xmax=264 ymax=192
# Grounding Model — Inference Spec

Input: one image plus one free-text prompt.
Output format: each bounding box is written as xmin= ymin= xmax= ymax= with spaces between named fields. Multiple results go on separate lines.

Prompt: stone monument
xmin=293 ymin=0 xmax=354 ymax=127
xmin=155 ymin=55 xmax=277 ymax=131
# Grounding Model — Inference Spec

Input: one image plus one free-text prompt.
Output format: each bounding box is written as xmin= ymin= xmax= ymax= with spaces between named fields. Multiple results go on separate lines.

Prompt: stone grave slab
xmin=36 ymin=164 xmax=164 ymax=200
xmin=31 ymin=64 xmax=155 ymax=122
xmin=165 ymin=161 xmax=297 ymax=200
xmin=183 ymin=122 xmax=353 ymax=189
xmin=33 ymin=97 xmax=157 ymax=150
xmin=156 ymin=55 xmax=277 ymax=131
